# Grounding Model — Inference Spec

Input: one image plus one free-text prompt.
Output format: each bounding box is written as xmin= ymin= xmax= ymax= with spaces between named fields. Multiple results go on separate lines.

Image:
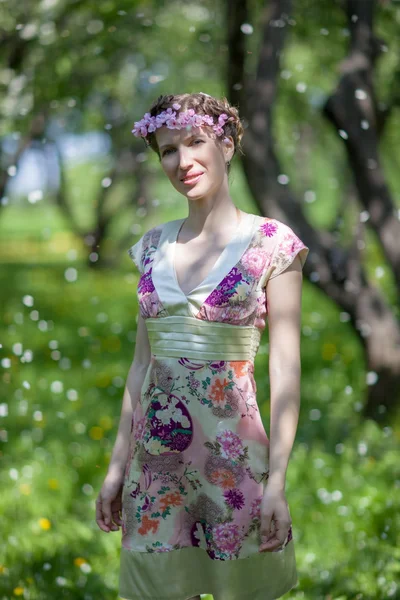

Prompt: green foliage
xmin=0 ymin=258 xmax=145 ymax=597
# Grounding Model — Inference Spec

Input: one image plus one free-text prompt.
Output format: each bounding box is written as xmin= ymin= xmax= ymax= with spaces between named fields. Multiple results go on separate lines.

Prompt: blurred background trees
xmin=1 ymin=0 xmax=400 ymax=598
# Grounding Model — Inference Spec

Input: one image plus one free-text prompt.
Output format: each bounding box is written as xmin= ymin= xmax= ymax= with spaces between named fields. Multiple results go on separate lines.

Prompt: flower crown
xmin=132 ymin=102 xmax=235 ymax=145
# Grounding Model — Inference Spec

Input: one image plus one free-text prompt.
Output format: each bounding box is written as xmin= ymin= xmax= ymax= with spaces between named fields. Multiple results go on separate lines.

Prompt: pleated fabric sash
xmin=145 ymin=316 xmax=261 ymax=361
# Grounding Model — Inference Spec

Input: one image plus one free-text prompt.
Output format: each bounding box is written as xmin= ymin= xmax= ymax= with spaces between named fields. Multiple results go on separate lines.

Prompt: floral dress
xmin=119 ymin=212 xmax=309 ymax=600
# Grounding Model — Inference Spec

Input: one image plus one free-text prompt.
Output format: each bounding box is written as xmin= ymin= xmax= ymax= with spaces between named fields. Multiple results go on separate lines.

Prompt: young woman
xmin=95 ymin=92 xmax=309 ymax=600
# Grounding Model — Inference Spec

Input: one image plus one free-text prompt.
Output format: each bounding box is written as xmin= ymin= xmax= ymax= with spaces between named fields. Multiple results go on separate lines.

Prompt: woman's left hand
xmin=259 ymin=484 xmax=292 ymax=552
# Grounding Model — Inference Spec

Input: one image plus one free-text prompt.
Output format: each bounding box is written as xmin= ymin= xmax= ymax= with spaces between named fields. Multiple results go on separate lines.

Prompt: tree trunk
xmin=226 ymin=0 xmax=400 ymax=420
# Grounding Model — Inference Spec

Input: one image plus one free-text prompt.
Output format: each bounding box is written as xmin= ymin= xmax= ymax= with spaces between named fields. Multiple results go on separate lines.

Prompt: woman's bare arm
xmin=106 ymin=312 xmax=152 ymax=481
xmin=265 ymin=254 xmax=304 ymax=491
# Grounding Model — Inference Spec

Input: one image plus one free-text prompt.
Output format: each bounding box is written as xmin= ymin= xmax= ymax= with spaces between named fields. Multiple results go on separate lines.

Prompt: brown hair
xmin=142 ymin=92 xmax=245 ymax=173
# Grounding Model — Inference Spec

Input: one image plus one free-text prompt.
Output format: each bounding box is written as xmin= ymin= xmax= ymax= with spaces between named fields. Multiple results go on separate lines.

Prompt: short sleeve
xmin=260 ymin=222 xmax=309 ymax=287
xmin=127 ymin=235 xmax=144 ymax=274
xmin=269 ymin=222 xmax=309 ymax=280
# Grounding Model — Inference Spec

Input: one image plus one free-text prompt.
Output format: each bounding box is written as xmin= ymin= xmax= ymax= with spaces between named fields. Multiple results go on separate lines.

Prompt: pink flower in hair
xmin=178 ymin=112 xmax=194 ymax=127
xmin=192 ymin=114 xmax=205 ymax=127
xmin=155 ymin=113 xmax=168 ymax=127
xmin=202 ymin=114 xmax=214 ymax=126
xmin=132 ymin=106 xmax=234 ymax=141
xmin=213 ymin=113 xmax=229 ymax=136
xmin=147 ymin=121 xmax=158 ymax=133
xmin=166 ymin=116 xmax=180 ymax=129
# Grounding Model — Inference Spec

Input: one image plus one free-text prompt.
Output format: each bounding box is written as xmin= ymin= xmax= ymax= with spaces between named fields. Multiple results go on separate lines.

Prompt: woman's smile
xmin=181 ymin=172 xmax=204 ymax=185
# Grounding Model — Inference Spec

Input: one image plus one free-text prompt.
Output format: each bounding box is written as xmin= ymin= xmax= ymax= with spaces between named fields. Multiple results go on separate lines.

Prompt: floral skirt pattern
xmin=121 ymin=355 xmax=293 ymax=560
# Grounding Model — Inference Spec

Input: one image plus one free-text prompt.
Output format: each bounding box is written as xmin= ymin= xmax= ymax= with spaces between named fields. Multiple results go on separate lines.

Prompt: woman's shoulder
xmin=253 ymin=214 xmax=282 ymax=243
xmin=144 ymin=217 xmax=183 ymax=236
xmin=253 ymin=213 xmax=291 ymax=231
xmin=254 ymin=215 xmax=309 ymax=278
xmin=253 ymin=214 xmax=303 ymax=244
xmin=139 ymin=220 xmax=170 ymax=247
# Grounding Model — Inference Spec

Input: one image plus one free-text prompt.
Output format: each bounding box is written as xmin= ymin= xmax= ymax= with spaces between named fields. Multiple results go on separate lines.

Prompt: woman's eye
xmin=163 ymin=140 xmax=203 ymax=157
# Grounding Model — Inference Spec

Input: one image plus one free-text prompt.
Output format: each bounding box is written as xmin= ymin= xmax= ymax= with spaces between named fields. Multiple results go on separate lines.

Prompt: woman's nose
xmin=178 ymin=150 xmax=193 ymax=169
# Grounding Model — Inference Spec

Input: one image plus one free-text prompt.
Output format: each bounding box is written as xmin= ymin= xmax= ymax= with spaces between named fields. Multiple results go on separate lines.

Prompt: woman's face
xmin=155 ymin=125 xmax=234 ymax=199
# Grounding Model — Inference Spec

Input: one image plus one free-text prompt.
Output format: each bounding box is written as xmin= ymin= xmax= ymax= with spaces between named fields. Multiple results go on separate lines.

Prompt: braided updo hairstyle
xmin=144 ymin=92 xmax=245 ymax=174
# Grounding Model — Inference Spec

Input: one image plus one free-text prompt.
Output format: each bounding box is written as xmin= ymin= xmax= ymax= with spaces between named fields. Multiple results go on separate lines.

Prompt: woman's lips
xmin=182 ymin=173 xmax=204 ymax=185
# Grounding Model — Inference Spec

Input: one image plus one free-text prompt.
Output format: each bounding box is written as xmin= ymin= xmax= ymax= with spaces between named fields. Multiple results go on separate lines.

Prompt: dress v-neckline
xmin=152 ymin=211 xmax=257 ymax=317
xmin=171 ymin=212 xmax=246 ymax=299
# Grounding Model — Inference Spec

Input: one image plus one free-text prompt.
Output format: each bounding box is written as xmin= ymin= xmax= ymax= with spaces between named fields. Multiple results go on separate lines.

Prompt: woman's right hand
xmin=95 ymin=473 xmax=125 ymax=533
